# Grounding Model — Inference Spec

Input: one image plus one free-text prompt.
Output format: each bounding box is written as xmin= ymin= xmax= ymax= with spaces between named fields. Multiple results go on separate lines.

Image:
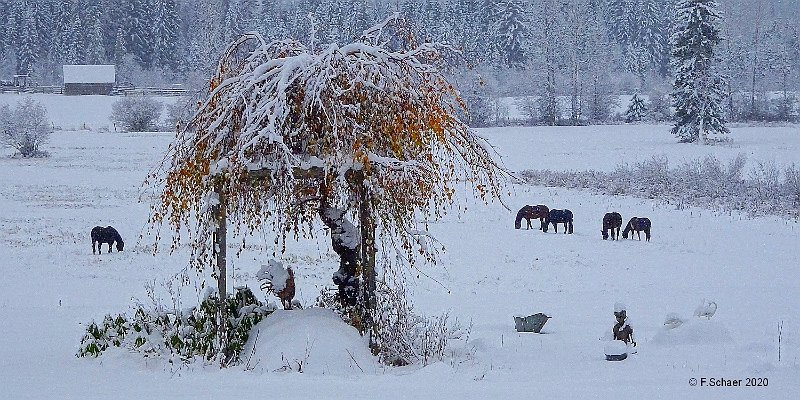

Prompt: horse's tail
xmin=568 ymin=220 xmax=574 ymax=234
xmin=644 ymin=227 xmax=651 ymax=242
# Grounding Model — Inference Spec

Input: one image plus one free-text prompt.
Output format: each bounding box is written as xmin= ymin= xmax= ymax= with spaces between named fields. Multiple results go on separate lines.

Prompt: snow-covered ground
xmin=1 ymin=118 xmax=798 ymax=399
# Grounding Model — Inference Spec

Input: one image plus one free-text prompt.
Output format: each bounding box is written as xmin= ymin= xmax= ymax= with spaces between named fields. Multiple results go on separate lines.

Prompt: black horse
xmin=544 ymin=209 xmax=574 ymax=234
xmin=514 ymin=204 xmax=550 ymax=230
xmin=602 ymin=212 xmax=623 ymax=240
xmin=622 ymin=217 xmax=651 ymax=241
xmin=91 ymin=226 xmax=124 ymax=254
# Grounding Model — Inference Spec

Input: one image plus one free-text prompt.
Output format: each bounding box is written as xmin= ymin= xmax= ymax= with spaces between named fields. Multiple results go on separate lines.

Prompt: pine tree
xmin=113 ymin=26 xmax=127 ymax=65
xmin=15 ymin=1 xmax=40 ymax=74
xmin=0 ymin=0 xmax=9 ymax=53
xmin=84 ymin=3 xmax=106 ymax=65
xmin=152 ymin=0 xmax=179 ymax=70
xmin=63 ymin=13 xmax=82 ymax=65
xmin=670 ymin=0 xmax=729 ymax=143
xmin=625 ymin=93 xmax=648 ymax=122
xmin=493 ymin=0 xmax=528 ymax=69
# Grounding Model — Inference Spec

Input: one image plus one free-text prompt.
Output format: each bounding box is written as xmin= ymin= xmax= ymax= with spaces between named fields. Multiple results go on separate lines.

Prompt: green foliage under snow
xmin=77 ymin=287 xmax=275 ymax=364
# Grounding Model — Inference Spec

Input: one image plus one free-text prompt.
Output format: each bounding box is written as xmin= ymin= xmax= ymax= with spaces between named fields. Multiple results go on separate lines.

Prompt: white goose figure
xmin=663 ymin=312 xmax=686 ymax=329
xmin=694 ymin=299 xmax=718 ymax=319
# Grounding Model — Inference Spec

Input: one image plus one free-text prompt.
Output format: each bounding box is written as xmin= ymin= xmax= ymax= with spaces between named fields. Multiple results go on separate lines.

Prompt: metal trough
xmin=514 ymin=313 xmax=551 ymax=333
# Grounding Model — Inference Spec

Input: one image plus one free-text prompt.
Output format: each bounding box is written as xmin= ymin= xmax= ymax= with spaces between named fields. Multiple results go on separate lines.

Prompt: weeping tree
xmin=148 ymin=15 xmax=508 ymax=362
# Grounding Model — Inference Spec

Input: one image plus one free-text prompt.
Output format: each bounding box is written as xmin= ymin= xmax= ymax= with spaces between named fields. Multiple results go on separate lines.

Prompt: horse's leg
xmin=107 ymin=242 xmax=112 ymax=253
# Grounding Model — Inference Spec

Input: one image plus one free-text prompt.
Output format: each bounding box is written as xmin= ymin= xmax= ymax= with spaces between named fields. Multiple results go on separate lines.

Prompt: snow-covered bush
xmin=314 ymin=282 xmax=471 ymax=367
xmin=110 ymin=96 xmax=164 ymax=132
xmin=0 ymin=98 xmax=52 ymax=158
xmin=374 ymin=284 xmax=470 ymax=366
xmin=77 ymin=287 xmax=274 ymax=364
xmin=163 ymin=100 xmax=194 ymax=131
xmin=785 ymin=164 xmax=800 ymax=207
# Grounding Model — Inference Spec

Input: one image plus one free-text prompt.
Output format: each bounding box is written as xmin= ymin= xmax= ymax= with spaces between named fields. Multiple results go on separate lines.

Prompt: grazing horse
xmin=622 ymin=217 xmax=651 ymax=241
xmin=544 ymin=209 xmax=574 ymax=234
xmin=602 ymin=212 xmax=623 ymax=240
xmin=514 ymin=204 xmax=550 ymax=230
xmin=91 ymin=226 xmax=124 ymax=254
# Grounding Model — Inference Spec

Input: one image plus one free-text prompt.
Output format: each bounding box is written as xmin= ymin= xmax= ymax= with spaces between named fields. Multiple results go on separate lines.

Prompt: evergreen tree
xmin=0 ymin=0 xmax=9 ymax=53
xmin=152 ymin=0 xmax=179 ymax=70
xmin=118 ymin=0 xmax=154 ymax=68
xmin=64 ymin=13 xmax=82 ymax=65
xmin=349 ymin=0 xmax=377 ymax=39
xmin=84 ymin=3 xmax=106 ymax=65
xmin=670 ymin=0 xmax=729 ymax=143
xmin=625 ymin=93 xmax=648 ymax=122
xmin=493 ymin=0 xmax=528 ymax=69
xmin=113 ymin=26 xmax=127 ymax=65
xmin=15 ymin=1 xmax=39 ymax=74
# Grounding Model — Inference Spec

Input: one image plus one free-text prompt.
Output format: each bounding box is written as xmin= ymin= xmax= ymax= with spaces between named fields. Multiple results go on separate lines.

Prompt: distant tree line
xmin=0 ymin=0 xmax=797 ymax=123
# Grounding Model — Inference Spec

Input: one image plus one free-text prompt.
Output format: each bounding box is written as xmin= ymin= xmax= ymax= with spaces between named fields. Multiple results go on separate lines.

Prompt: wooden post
xmin=212 ymin=179 xmax=229 ymax=365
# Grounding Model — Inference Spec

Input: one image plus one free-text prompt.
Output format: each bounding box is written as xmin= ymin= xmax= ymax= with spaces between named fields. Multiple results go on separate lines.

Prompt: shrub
xmin=0 ymin=98 xmax=52 ymax=157
xmin=77 ymin=287 xmax=275 ymax=364
xmin=110 ymin=96 xmax=164 ymax=132
xmin=316 ymin=283 xmax=471 ymax=367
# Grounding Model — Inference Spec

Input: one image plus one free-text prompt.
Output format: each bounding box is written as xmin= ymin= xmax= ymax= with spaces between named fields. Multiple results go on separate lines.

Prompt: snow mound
xmin=650 ymin=319 xmax=732 ymax=346
xmin=241 ymin=308 xmax=379 ymax=375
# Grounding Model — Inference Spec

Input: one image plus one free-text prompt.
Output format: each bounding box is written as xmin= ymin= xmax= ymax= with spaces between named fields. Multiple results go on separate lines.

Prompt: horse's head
xmin=602 ymin=229 xmax=609 ymax=240
xmin=116 ymin=240 xmax=124 ymax=251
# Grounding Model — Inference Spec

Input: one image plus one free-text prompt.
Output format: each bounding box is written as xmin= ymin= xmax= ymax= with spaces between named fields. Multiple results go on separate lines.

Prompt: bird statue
xmin=694 ymin=299 xmax=717 ymax=319
xmin=663 ymin=312 xmax=686 ymax=329
xmin=257 ymin=259 xmax=296 ymax=310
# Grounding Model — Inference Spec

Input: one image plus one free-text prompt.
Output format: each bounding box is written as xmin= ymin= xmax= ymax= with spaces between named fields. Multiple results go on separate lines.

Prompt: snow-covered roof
xmin=62 ymin=65 xmax=116 ymax=84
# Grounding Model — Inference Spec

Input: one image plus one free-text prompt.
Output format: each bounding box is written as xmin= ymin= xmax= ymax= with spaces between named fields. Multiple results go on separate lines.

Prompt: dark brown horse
xmin=622 ymin=217 xmax=651 ymax=241
xmin=514 ymin=204 xmax=550 ymax=230
xmin=544 ymin=209 xmax=574 ymax=234
xmin=91 ymin=226 xmax=124 ymax=254
xmin=602 ymin=212 xmax=623 ymax=240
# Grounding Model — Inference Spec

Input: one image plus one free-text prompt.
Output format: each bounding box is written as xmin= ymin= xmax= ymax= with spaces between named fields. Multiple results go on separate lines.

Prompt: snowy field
xmin=1 ymin=112 xmax=799 ymax=398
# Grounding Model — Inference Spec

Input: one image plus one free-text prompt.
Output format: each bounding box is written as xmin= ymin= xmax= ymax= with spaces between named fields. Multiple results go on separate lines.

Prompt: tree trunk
xmin=320 ymin=170 xmax=378 ymax=349
xmin=212 ymin=179 xmax=229 ymax=366
xmin=353 ymin=170 xmax=377 ymax=351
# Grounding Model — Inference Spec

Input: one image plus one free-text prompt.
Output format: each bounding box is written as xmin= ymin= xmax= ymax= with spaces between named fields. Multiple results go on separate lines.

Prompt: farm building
xmin=62 ymin=65 xmax=116 ymax=95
